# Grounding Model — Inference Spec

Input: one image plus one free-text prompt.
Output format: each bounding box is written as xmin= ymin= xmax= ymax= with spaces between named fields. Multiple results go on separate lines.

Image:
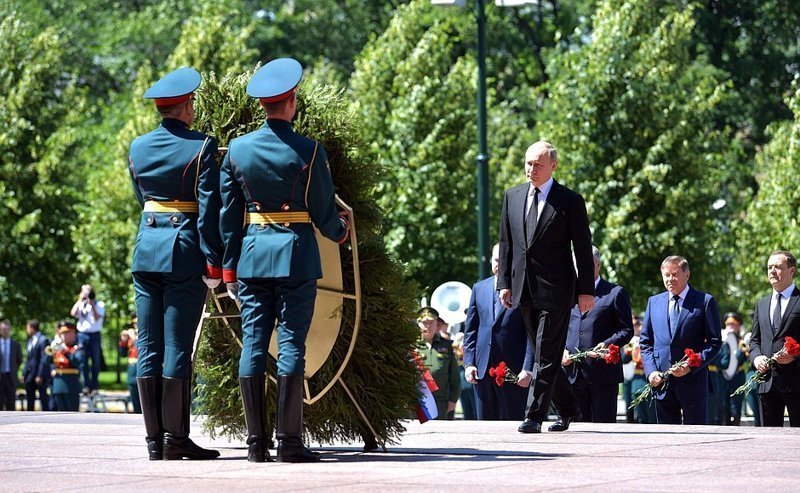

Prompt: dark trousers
xmin=25 ymin=379 xmax=49 ymax=411
xmin=474 ymin=370 xmax=528 ymax=420
xmin=77 ymin=331 xmax=101 ymax=390
xmin=127 ymin=364 xmax=141 ymax=413
xmin=133 ymin=272 xmax=206 ymax=379
xmin=238 ymin=278 xmax=316 ymax=377
xmin=54 ymin=392 xmax=80 ymax=412
xmin=759 ymin=389 xmax=800 ymax=427
xmin=655 ymin=383 xmax=707 ymax=425
xmin=459 ymin=370 xmax=477 ymax=420
xmin=0 ymin=373 xmax=15 ymax=410
xmin=519 ymin=297 xmax=579 ymax=422
xmin=631 ymin=376 xmax=657 ymax=423
xmin=571 ymin=372 xmax=618 ymax=423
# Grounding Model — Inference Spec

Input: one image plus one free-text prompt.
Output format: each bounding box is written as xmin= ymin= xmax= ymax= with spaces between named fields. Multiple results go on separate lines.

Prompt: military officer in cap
xmin=128 ymin=67 xmax=224 ymax=460
xmin=416 ymin=307 xmax=461 ymax=420
xmin=46 ymin=321 xmax=85 ymax=412
xmin=220 ymin=58 xmax=349 ymax=463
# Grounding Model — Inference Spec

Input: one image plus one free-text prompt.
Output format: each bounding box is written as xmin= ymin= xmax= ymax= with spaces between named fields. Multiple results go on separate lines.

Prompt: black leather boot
xmin=276 ymin=374 xmax=320 ymax=463
xmin=136 ymin=377 xmax=163 ymax=460
xmin=240 ymin=375 xmax=272 ymax=462
xmin=162 ymin=377 xmax=220 ymax=460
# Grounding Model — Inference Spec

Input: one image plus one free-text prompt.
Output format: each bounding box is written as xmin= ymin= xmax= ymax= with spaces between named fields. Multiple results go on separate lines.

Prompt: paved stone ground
xmin=0 ymin=411 xmax=796 ymax=492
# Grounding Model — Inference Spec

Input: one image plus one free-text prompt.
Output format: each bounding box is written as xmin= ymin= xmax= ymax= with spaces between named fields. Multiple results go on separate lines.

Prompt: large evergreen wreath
xmin=191 ymin=69 xmax=421 ymax=446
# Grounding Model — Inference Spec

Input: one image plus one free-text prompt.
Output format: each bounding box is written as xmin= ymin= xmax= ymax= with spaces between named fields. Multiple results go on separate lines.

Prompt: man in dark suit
xmin=749 ymin=250 xmax=800 ymax=427
xmin=497 ymin=141 xmax=595 ymax=433
xmin=23 ymin=319 xmax=50 ymax=411
xmin=464 ymin=243 xmax=532 ymax=420
xmin=0 ymin=319 xmax=23 ymax=410
xmin=639 ymin=256 xmax=721 ymax=425
xmin=562 ymin=246 xmax=633 ymax=423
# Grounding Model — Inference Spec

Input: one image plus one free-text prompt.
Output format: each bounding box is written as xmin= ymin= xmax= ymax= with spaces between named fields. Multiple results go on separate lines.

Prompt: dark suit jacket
xmin=565 ymin=278 xmax=633 ymax=385
xmin=0 ymin=338 xmax=23 ymax=387
xmin=497 ymin=180 xmax=594 ymax=310
xmin=464 ymin=276 xmax=532 ymax=379
xmin=749 ymin=285 xmax=800 ymax=394
xmin=640 ymin=286 xmax=721 ymax=400
xmin=23 ymin=334 xmax=50 ymax=384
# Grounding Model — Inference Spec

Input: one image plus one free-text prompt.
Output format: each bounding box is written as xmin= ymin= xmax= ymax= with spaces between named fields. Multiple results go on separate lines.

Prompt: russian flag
xmin=415 ymin=369 xmax=439 ymax=423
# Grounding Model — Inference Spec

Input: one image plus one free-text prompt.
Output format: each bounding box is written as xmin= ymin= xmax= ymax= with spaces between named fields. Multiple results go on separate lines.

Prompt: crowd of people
xmin=3 ymin=58 xmax=797 ymax=470
xmin=414 ymin=139 xmax=799 ymax=430
xmin=417 ymin=248 xmax=796 ymax=428
xmin=0 ymin=284 xmax=130 ymax=412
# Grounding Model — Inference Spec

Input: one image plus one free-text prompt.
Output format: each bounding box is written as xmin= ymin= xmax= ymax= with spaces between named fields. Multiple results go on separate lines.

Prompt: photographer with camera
xmin=70 ymin=284 xmax=105 ymax=395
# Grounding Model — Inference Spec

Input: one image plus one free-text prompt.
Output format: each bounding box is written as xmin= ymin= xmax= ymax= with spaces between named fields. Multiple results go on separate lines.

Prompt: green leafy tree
xmin=74 ymin=0 xmax=258 ymax=315
xmin=246 ymin=0 xmax=410 ymax=82
xmin=0 ymin=10 xmax=93 ymax=323
xmin=536 ymin=0 xmax=746 ymax=310
xmin=694 ymin=0 xmax=800 ymax=146
xmin=732 ymin=80 xmax=800 ymax=313
xmin=350 ymin=0 xmax=535 ymax=292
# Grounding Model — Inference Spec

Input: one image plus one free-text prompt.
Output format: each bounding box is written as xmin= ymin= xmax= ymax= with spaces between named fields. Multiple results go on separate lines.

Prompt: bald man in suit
xmin=497 ymin=141 xmax=595 ymax=434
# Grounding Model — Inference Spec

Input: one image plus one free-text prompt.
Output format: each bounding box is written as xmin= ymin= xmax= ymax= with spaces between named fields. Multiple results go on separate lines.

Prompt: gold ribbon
xmin=143 ymin=201 xmax=199 ymax=213
xmin=246 ymin=211 xmax=311 ymax=225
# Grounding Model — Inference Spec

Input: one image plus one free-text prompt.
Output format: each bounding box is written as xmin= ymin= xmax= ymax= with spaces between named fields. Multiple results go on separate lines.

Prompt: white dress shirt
xmin=770 ymin=284 xmax=796 ymax=320
xmin=525 ymin=177 xmax=554 ymax=221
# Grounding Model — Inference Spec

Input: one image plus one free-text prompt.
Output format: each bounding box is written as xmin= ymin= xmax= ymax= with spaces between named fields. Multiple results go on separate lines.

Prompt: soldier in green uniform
xmin=220 ymin=58 xmax=349 ymax=462
xmin=46 ymin=322 xmax=85 ymax=412
xmin=415 ymin=307 xmax=461 ymax=420
xmin=128 ymin=68 xmax=224 ymax=460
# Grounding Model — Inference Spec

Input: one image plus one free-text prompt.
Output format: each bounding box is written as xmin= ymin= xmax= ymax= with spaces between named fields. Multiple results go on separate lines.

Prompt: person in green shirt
xmin=416 ymin=307 xmax=461 ymax=420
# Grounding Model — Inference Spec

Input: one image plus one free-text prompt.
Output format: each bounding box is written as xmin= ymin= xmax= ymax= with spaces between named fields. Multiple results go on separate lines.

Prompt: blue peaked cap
xmin=144 ymin=67 xmax=201 ymax=103
xmin=247 ymin=58 xmax=303 ymax=101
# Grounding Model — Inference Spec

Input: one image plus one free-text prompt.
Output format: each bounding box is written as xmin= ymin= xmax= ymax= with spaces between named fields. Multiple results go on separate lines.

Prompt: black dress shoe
xmin=518 ymin=419 xmax=542 ymax=434
xmin=548 ymin=413 xmax=581 ymax=432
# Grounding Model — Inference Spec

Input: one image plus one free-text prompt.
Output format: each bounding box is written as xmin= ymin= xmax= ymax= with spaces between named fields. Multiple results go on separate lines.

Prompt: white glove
xmin=202 ymin=276 xmax=221 ymax=289
xmin=226 ymin=282 xmax=239 ymax=301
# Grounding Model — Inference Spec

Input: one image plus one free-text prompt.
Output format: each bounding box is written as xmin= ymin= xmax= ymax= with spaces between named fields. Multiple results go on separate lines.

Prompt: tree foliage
xmin=350 ymin=0 xmax=535 ymax=293
xmin=536 ymin=0 xmax=746 ymax=310
xmin=0 ymin=10 xmax=91 ymax=322
xmin=694 ymin=0 xmax=800 ymax=146
xmin=74 ymin=0 xmax=258 ymax=316
xmin=732 ymin=79 xmax=800 ymax=312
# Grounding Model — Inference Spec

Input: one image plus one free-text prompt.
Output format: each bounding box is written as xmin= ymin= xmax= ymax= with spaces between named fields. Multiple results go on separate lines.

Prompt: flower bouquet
xmin=629 ymin=348 xmax=703 ymax=409
xmin=567 ymin=344 xmax=621 ymax=364
xmin=488 ymin=361 xmax=519 ymax=387
xmin=730 ymin=336 xmax=800 ymax=397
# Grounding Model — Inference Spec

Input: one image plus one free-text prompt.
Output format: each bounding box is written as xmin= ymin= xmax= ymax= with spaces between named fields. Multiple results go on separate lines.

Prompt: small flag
xmin=415 ymin=374 xmax=439 ymax=423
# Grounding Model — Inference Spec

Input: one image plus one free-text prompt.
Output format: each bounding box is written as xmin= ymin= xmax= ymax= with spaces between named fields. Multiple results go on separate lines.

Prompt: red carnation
xmin=488 ymin=361 xmax=519 ymax=387
xmin=684 ymin=348 xmax=702 ymax=368
xmin=603 ymin=344 xmax=620 ymax=364
xmin=784 ymin=337 xmax=800 ymax=357
xmin=732 ymin=336 xmax=800 ymax=397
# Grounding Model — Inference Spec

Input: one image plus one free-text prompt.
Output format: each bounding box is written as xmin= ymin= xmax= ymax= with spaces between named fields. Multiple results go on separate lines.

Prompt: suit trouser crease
xmin=571 ymin=371 xmax=618 ymax=423
xmin=759 ymin=389 xmax=800 ymax=427
xmin=520 ymin=301 xmax=579 ymax=421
